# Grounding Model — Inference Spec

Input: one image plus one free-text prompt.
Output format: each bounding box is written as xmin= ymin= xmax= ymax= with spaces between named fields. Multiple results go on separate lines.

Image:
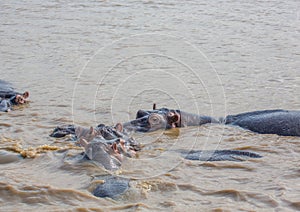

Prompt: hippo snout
xmin=123 ymin=116 xmax=151 ymax=132
xmin=136 ymin=109 xmax=150 ymax=119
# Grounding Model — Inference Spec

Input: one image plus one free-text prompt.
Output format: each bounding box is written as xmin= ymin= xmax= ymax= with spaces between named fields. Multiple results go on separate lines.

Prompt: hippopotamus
xmin=224 ymin=109 xmax=300 ymax=136
xmin=123 ymin=104 xmax=219 ymax=132
xmin=0 ymin=80 xmax=29 ymax=112
xmin=123 ymin=104 xmax=300 ymax=136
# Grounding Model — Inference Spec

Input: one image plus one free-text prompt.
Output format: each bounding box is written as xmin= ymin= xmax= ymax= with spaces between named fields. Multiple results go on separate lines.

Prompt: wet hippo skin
xmin=123 ymin=107 xmax=219 ymax=132
xmin=92 ymin=175 xmax=130 ymax=198
xmin=125 ymin=105 xmax=300 ymax=137
xmin=224 ymin=109 xmax=300 ymax=136
xmin=80 ymin=139 xmax=124 ymax=171
xmin=180 ymin=149 xmax=262 ymax=161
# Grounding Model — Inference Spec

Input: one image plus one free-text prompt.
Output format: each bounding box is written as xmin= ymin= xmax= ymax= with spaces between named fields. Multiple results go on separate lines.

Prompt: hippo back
xmin=227 ymin=110 xmax=300 ymax=136
xmin=0 ymin=80 xmax=18 ymax=98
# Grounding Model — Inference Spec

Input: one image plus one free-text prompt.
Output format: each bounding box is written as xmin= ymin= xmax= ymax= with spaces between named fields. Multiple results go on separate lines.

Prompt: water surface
xmin=0 ymin=0 xmax=299 ymax=211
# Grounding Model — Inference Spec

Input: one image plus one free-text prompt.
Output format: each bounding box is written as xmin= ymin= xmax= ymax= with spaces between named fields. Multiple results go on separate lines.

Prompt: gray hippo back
xmin=225 ymin=109 xmax=300 ymax=136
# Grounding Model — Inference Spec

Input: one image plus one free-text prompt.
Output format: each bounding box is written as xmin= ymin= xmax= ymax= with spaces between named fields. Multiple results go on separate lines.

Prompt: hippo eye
xmin=149 ymin=114 xmax=161 ymax=125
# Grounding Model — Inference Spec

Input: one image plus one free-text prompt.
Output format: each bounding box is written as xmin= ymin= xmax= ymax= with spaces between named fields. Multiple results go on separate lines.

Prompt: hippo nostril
xmin=119 ymin=139 xmax=125 ymax=145
xmin=167 ymin=112 xmax=174 ymax=117
xmin=130 ymin=119 xmax=141 ymax=125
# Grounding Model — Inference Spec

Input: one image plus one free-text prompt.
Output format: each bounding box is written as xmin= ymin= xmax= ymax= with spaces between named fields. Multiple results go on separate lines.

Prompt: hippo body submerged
xmin=180 ymin=149 xmax=262 ymax=161
xmin=0 ymin=99 xmax=12 ymax=112
xmin=224 ymin=109 xmax=300 ymax=136
xmin=0 ymin=80 xmax=17 ymax=98
xmin=92 ymin=175 xmax=130 ymax=198
xmin=125 ymin=106 xmax=300 ymax=137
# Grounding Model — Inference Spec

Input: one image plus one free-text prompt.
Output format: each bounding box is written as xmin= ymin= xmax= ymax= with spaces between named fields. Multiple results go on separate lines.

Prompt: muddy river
xmin=0 ymin=0 xmax=299 ymax=211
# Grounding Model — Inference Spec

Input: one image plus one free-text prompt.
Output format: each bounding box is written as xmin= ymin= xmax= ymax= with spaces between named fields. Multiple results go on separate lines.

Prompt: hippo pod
xmin=50 ymin=123 xmax=141 ymax=170
xmin=50 ymin=123 xmax=140 ymax=198
xmin=124 ymin=104 xmax=300 ymax=137
xmin=0 ymin=80 xmax=29 ymax=112
xmin=50 ymin=121 xmax=262 ymax=199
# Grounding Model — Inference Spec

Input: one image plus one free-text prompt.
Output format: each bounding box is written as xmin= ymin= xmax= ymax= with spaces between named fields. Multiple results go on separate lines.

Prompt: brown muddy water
xmin=0 ymin=0 xmax=300 ymax=211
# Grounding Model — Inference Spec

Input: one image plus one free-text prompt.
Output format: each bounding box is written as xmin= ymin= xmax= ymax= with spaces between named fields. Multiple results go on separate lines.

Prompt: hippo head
xmin=50 ymin=124 xmax=76 ymax=138
xmin=96 ymin=123 xmax=141 ymax=152
xmin=10 ymin=91 xmax=29 ymax=105
xmin=80 ymin=138 xmax=136 ymax=170
xmin=123 ymin=107 xmax=181 ymax=132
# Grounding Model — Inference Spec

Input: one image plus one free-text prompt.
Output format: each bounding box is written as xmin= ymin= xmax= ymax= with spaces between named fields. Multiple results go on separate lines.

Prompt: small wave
xmin=283 ymin=199 xmax=300 ymax=211
xmin=185 ymin=161 xmax=256 ymax=171
xmin=0 ymin=123 xmax=12 ymax=127
xmin=176 ymin=184 xmax=279 ymax=208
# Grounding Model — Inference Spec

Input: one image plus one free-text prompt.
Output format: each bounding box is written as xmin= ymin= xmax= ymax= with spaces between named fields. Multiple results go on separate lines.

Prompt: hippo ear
xmin=153 ymin=103 xmax=156 ymax=110
xmin=136 ymin=110 xmax=150 ymax=118
xmin=89 ymin=127 xmax=95 ymax=135
xmin=112 ymin=143 xmax=118 ymax=153
xmin=23 ymin=91 xmax=29 ymax=99
xmin=115 ymin=123 xmax=123 ymax=132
